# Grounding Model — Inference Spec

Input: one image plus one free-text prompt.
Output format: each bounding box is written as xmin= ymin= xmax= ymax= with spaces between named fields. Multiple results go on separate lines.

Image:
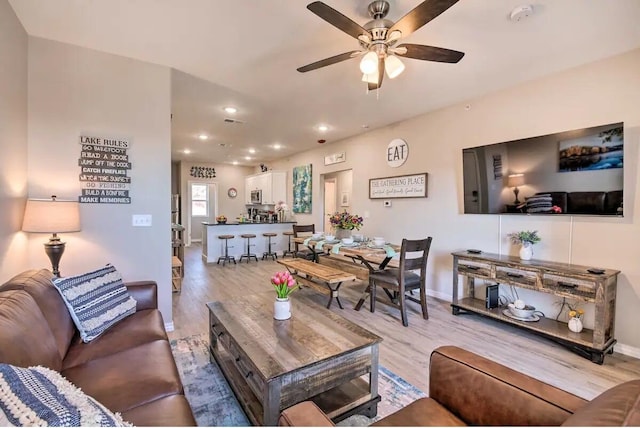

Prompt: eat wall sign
xmin=386 ymin=139 xmax=408 ymax=167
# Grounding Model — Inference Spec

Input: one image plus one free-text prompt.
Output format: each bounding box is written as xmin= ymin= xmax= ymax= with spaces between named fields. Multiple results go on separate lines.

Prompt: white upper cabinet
xmin=244 ymin=171 xmax=287 ymax=205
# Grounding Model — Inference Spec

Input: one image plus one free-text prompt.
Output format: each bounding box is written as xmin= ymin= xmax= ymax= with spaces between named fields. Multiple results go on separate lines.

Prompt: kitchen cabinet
xmin=245 ymin=171 xmax=286 ymax=204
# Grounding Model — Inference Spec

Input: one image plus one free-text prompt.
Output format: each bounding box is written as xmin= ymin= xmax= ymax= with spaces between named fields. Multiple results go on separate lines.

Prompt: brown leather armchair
xmin=279 ymin=346 xmax=640 ymax=426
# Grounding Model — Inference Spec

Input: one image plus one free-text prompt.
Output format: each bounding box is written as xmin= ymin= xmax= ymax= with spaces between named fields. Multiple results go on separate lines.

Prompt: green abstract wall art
xmin=293 ymin=164 xmax=312 ymax=213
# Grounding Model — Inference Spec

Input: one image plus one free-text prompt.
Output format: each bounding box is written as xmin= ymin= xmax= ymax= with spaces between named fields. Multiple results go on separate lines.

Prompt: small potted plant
xmin=216 ymin=215 xmax=227 ymax=224
xmin=507 ymin=230 xmax=541 ymax=260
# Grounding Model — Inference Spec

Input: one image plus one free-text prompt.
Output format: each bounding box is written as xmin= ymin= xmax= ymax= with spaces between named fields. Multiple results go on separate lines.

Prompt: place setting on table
xmin=295 ymin=232 xmax=400 ymax=270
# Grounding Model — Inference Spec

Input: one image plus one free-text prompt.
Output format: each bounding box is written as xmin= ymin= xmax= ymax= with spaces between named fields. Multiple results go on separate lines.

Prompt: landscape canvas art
xmin=293 ymin=164 xmax=312 ymax=213
xmin=558 ymin=125 xmax=623 ymax=172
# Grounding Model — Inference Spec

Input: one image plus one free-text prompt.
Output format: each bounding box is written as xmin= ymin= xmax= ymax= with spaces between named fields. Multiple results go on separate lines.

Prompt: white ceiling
xmin=9 ymin=0 xmax=640 ymax=166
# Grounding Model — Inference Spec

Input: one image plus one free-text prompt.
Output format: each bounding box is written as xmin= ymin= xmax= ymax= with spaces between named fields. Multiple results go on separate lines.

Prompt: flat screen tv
xmin=462 ymin=122 xmax=623 ymax=216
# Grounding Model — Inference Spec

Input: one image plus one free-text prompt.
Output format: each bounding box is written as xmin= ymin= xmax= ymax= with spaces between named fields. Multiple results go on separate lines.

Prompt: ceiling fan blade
xmin=307 ymin=1 xmax=369 ymax=40
xmin=389 ymin=0 xmax=459 ymax=37
xmin=368 ymin=57 xmax=385 ymax=90
xmin=297 ymin=51 xmax=360 ymax=73
xmin=396 ymin=43 xmax=464 ymax=63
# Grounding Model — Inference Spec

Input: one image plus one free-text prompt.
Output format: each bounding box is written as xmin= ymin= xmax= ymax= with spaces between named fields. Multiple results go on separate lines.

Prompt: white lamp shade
xmin=507 ymin=174 xmax=525 ymax=187
xmin=22 ymin=199 xmax=81 ymax=233
xmin=384 ymin=55 xmax=405 ymax=79
xmin=359 ymin=51 xmax=378 ymax=74
xmin=361 ymin=73 xmax=378 ymax=84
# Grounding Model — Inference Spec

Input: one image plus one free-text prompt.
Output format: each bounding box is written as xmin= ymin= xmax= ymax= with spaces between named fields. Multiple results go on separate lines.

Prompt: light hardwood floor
xmin=168 ymin=244 xmax=640 ymax=401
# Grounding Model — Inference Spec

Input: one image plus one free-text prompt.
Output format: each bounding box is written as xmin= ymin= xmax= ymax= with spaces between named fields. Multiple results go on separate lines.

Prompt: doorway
xmin=324 ymin=179 xmax=337 ymax=232
xmin=187 ymin=181 xmax=217 ymax=245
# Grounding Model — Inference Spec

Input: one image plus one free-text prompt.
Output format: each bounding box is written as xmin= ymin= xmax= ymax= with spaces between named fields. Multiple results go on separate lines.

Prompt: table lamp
xmin=507 ymin=174 xmax=525 ymax=204
xmin=22 ymin=195 xmax=81 ymax=277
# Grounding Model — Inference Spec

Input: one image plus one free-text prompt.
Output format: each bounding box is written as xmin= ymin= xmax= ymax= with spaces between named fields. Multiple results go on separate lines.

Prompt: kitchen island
xmin=202 ymin=221 xmax=297 ymax=263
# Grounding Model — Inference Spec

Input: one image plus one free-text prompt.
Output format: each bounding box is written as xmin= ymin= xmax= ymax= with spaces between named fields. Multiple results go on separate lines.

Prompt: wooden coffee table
xmin=207 ymin=291 xmax=382 ymax=426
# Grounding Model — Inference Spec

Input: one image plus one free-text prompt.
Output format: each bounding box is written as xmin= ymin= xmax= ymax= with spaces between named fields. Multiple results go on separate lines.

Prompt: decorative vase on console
xmin=519 ymin=242 xmax=533 ymax=261
xmin=568 ymin=309 xmax=584 ymax=333
xmin=507 ymin=230 xmax=541 ymax=261
xmin=271 ymin=271 xmax=298 ymax=321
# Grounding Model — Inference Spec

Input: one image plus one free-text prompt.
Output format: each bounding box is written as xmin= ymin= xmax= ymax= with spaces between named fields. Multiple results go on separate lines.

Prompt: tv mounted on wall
xmin=462 ymin=122 xmax=624 ymax=216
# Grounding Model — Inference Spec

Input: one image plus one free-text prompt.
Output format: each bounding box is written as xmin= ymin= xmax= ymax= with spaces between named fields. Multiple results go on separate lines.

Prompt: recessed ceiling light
xmin=224 ymin=106 xmax=237 ymax=114
xmin=273 ymin=143 xmax=282 ymax=150
xmin=362 ymin=124 xmax=369 ymax=129
xmin=198 ymin=134 xmax=208 ymax=140
xmin=248 ymin=148 xmax=256 ymax=154
xmin=183 ymin=149 xmax=191 ymax=154
xmin=232 ymin=161 xmax=238 ymax=165
xmin=245 ymin=156 xmax=251 ymax=161
xmin=318 ymin=124 xmax=329 ymax=132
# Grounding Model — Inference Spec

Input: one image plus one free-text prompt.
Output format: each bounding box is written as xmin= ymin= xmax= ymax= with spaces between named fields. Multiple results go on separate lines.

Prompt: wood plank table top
xmin=277 ymin=258 xmax=356 ymax=283
xmin=207 ymin=291 xmax=381 ymax=379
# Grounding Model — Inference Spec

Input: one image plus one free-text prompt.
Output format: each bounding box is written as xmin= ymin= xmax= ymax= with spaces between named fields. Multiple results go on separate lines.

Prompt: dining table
xmin=292 ymin=236 xmax=401 ymax=311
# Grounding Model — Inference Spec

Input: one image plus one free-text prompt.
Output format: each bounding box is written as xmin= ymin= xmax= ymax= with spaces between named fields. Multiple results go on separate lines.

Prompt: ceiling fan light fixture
xmin=362 ymin=73 xmax=378 ymax=84
xmin=384 ymin=55 xmax=405 ymax=79
xmin=359 ymin=51 xmax=378 ymax=74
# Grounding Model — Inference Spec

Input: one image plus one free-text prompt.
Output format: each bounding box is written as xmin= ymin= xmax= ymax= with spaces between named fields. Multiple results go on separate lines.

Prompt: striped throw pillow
xmin=0 ymin=363 xmax=130 ymax=426
xmin=52 ymin=265 xmax=136 ymax=343
xmin=525 ymin=194 xmax=553 ymax=213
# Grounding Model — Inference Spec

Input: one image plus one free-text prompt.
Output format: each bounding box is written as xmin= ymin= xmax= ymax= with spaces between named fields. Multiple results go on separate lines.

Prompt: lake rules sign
xmin=78 ymin=135 xmax=132 ymax=204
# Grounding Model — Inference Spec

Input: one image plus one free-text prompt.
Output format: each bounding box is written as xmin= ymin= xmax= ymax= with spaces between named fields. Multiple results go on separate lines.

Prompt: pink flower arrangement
xmin=271 ymin=271 xmax=298 ymax=299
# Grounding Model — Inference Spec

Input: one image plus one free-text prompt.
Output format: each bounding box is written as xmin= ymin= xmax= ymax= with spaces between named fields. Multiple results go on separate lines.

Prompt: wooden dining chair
xmin=368 ymin=237 xmax=433 ymax=327
xmin=292 ymin=224 xmax=315 ymax=260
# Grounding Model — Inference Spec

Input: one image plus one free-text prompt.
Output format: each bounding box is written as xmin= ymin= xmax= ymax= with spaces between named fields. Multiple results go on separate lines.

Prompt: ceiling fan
xmin=297 ymin=0 xmax=465 ymax=90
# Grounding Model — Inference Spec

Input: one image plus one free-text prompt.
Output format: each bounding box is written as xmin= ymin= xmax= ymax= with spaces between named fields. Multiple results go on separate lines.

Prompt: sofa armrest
xmin=429 ymin=346 xmax=588 ymax=426
xmin=279 ymin=401 xmax=334 ymax=427
xmin=125 ymin=281 xmax=158 ymax=310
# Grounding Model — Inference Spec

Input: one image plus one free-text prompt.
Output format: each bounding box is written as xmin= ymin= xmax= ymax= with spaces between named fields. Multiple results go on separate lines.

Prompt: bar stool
xmin=282 ymin=231 xmax=295 ymax=258
xmin=217 ymin=235 xmax=236 ymax=266
xmin=239 ymin=234 xmax=259 ymax=263
xmin=262 ymin=232 xmax=278 ymax=261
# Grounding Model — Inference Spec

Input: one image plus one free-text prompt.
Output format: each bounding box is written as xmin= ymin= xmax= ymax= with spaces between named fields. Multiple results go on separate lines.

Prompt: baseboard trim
xmin=164 ymin=321 xmax=175 ymax=332
xmin=614 ymin=342 xmax=640 ymax=359
xmin=427 ymin=289 xmax=452 ymax=301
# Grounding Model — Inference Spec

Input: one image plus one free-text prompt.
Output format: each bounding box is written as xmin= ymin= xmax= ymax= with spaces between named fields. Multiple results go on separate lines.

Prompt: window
xmin=191 ymin=183 xmax=208 ymax=217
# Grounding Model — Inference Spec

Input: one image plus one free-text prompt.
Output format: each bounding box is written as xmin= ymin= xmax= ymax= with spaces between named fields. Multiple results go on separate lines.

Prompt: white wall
xmin=0 ymin=0 xmax=28 ymax=282
xmin=26 ymin=37 xmax=174 ymax=324
xmin=272 ymin=48 xmax=640 ymax=353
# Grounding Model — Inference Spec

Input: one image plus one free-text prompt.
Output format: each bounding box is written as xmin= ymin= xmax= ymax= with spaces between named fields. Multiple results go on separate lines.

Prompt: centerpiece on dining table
xmin=328 ymin=210 xmax=363 ymax=240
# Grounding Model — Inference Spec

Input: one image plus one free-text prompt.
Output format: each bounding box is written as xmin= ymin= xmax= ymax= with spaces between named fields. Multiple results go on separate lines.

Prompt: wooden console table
xmin=451 ymin=251 xmax=619 ymax=364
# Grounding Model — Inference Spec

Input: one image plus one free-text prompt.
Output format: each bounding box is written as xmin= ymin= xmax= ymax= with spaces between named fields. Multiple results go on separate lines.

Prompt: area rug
xmin=170 ymin=334 xmax=426 ymax=427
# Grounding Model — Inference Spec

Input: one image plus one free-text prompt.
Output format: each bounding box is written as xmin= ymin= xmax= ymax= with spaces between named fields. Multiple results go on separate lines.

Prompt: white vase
xmin=568 ymin=317 xmax=583 ymax=333
xmin=274 ymin=297 xmax=291 ymax=320
xmin=519 ymin=243 xmax=533 ymax=260
xmin=335 ymin=228 xmax=352 ymax=240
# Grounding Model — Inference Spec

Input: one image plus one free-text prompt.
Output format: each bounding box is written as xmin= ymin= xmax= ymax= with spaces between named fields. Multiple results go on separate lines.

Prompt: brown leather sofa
xmin=279 ymin=346 xmax=640 ymax=426
xmin=537 ymin=190 xmax=623 ymax=215
xmin=0 ymin=269 xmax=196 ymax=426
